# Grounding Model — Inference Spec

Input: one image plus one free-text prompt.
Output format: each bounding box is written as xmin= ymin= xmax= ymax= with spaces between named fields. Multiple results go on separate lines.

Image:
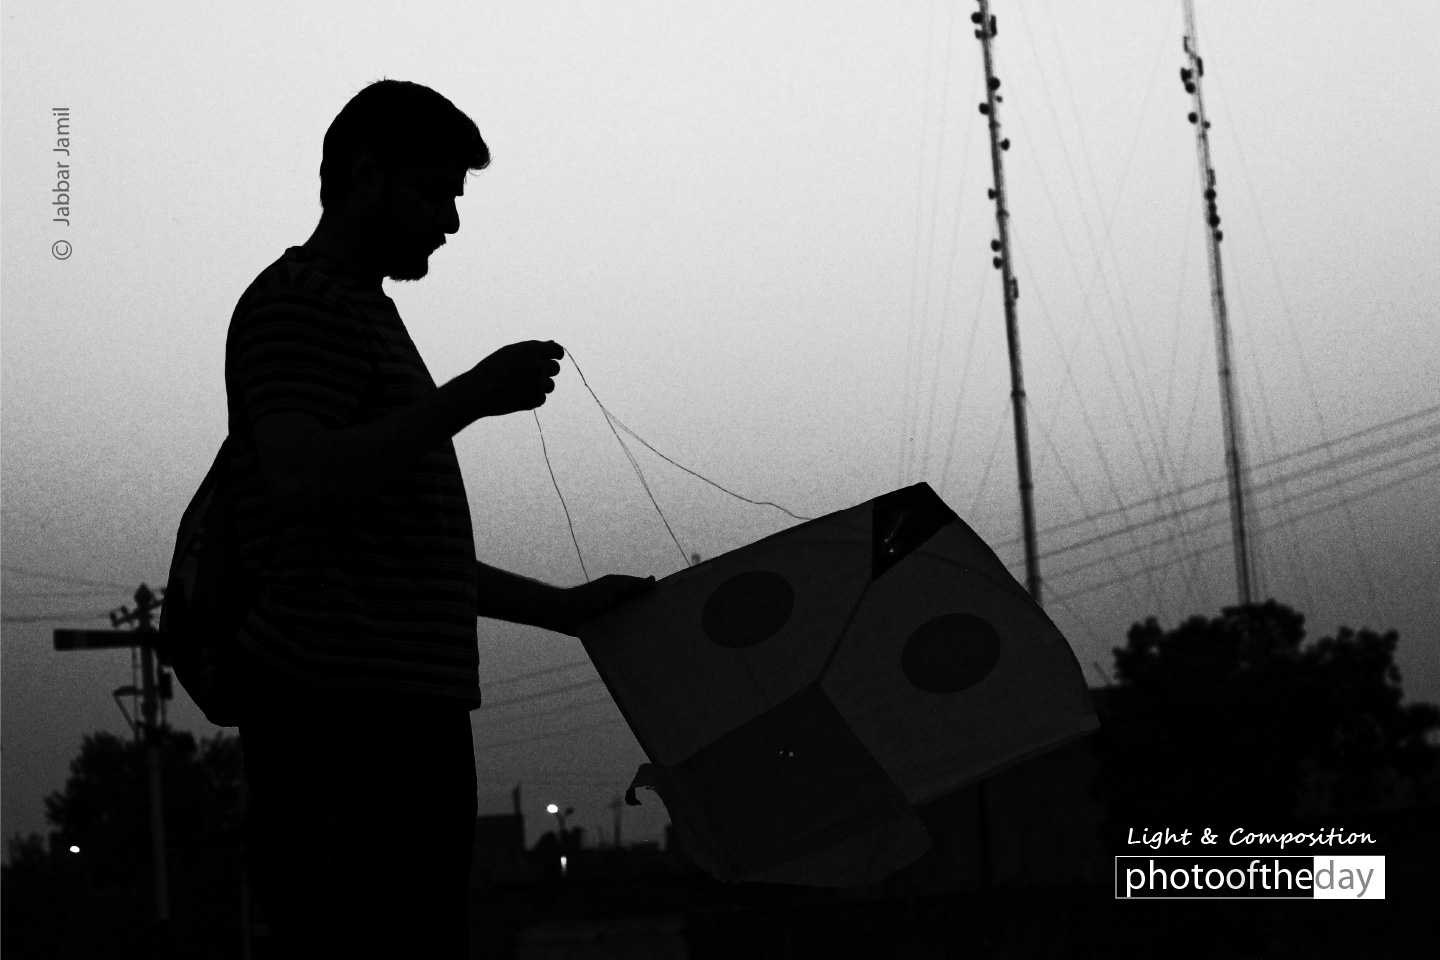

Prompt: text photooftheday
xmin=1116 ymin=856 xmax=1385 ymax=899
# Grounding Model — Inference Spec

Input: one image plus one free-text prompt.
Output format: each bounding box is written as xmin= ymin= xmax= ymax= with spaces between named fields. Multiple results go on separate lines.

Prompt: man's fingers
xmin=473 ymin=340 xmax=566 ymax=416
xmin=519 ymin=340 xmax=563 ymax=358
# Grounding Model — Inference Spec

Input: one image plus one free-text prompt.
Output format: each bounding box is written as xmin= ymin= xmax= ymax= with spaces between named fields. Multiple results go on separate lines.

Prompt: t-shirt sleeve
xmin=229 ymin=291 xmax=371 ymax=428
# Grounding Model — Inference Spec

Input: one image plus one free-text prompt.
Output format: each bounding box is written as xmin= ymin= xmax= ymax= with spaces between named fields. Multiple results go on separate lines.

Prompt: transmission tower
xmin=1180 ymin=0 xmax=1257 ymax=606
xmin=973 ymin=0 xmax=1041 ymax=604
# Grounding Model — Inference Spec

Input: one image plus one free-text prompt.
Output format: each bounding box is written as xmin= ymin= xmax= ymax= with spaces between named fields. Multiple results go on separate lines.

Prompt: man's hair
xmin=319 ymin=79 xmax=490 ymax=209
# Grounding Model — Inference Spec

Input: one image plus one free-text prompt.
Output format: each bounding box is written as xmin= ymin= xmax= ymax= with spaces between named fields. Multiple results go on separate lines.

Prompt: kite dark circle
xmin=701 ymin=571 xmax=794 ymax=649
xmin=901 ymin=613 xmax=1001 ymax=694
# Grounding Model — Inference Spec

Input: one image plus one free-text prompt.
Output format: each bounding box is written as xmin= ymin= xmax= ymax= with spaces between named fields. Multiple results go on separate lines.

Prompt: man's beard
xmin=367 ymin=203 xmax=434 ymax=282
xmin=385 ymin=244 xmax=431 ymax=282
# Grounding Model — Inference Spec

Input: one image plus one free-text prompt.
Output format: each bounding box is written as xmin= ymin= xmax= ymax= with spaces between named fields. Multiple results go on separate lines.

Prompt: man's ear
xmin=348 ymin=146 xmax=387 ymax=206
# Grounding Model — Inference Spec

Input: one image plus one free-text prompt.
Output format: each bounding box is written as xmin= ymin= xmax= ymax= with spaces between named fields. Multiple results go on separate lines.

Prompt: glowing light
xmin=559 ymin=855 xmax=567 ymax=874
xmin=69 ymin=845 xmax=80 ymax=854
xmin=546 ymin=804 xmax=558 ymax=814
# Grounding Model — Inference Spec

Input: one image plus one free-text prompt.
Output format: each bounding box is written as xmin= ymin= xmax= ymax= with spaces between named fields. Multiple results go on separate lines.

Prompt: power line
xmin=1038 ymin=437 xmax=1440 ymax=564
xmin=1014 ymin=0 xmax=1224 ymax=615
xmin=1010 ymin=1 xmax=1189 ymax=566
xmin=474 ymin=766 xmax=630 ymax=781
xmin=1045 ymin=444 xmax=1439 ymax=580
xmin=917 ymin=65 xmax=981 ymax=483
xmin=1012 ymin=234 xmax=1167 ymax=610
xmin=481 ymin=677 xmax=605 ymax=711
xmin=476 ymin=773 xmax=625 ymax=787
xmin=470 ymin=457 xmax=1435 ymax=756
xmin=486 ymin=658 xmax=592 ymax=690
xmin=2 ymin=587 xmax=128 ymax=599
xmin=934 ymin=269 xmax=991 ymax=495
xmin=475 ymin=432 xmax=1434 ymax=724
xmin=477 ymin=716 xmax=629 ymax=753
xmin=2 ymin=608 xmax=113 ymax=624
xmin=907 ymin=0 xmax=963 ymax=484
xmin=965 ymin=397 xmax=1013 ymax=517
xmin=482 ymin=691 xmax=614 ymax=725
xmin=1049 ymin=454 xmax=1438 ymax=602
xmin=1029 ymin=417 xmax=1151 ymax=613
xmin=995 ymin=407 xmax=1440 ymax=552
xmin=1211 ymin=71 xmax=1383 ymax=621
xmin=900 ymin=0 xmax=943 ymax=486
xmin=1019 ymin=0 xmax=1190 ymax=507
xmin=1 ymin=564 xmax=132 ymax=591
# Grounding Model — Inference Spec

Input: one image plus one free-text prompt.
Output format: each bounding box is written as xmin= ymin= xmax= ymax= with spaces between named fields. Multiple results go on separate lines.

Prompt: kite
xmin=578 ymin=481 xmax=1099 ymax=886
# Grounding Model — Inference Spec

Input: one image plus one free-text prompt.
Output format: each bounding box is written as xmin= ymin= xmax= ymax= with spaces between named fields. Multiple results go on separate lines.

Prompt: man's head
xmin=317 ymin=80 xmax=489 ymax=282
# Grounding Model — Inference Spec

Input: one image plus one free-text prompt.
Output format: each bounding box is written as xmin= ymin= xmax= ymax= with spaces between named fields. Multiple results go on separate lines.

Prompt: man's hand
xmin=452 ymin=340 xmax=564 ymax=421
xmin=553 ymin=574 xmax=657 ymax=637
xmin=251 ymin=342 xmax=566 ymax=510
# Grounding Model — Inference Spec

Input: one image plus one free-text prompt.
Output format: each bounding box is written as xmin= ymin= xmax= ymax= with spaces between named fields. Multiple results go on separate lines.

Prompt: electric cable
xmin=1048 ymin=450 xmax=1439 ymax=594
xmin=478 ymin=716 xmax=628 ymax=753
xmin=1 ymin=564 xmax=132 ymax=591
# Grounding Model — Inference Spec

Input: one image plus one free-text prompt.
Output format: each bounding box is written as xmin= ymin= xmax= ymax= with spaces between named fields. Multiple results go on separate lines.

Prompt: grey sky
xmin=4 ymin=0 xmax=1438 ymax=849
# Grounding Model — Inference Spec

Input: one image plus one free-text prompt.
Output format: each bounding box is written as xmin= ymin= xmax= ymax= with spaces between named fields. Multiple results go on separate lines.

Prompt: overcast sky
xmin=4 ymin=0 xmax=1438 ymax=849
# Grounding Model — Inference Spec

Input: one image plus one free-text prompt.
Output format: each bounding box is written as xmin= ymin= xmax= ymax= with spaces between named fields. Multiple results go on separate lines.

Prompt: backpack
xmin=156 ymin=437 xmax=258 ymax=727
xmin=159 ymin=251 xmax=368 ymax=722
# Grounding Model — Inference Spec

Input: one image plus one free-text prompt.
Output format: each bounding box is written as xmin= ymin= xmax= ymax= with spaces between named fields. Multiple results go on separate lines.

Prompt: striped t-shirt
xmin=224 ymin=245 xmax=480 ymax=706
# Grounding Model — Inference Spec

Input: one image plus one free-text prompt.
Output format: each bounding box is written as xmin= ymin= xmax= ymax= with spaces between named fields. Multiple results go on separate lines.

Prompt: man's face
xmin=364 ymin=159 xmax=466 ymax=282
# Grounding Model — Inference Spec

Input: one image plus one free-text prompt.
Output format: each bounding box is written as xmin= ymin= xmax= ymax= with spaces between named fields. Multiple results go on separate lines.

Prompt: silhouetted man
xmin=226 ymin=80 xmax=651 ymax=959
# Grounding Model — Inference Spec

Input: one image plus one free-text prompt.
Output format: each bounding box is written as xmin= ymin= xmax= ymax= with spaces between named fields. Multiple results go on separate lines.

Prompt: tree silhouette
xmin=3 ymin=729 xmax=247 ymax=959
xmin=1098 ymin=600 xmax=1439 ymax=829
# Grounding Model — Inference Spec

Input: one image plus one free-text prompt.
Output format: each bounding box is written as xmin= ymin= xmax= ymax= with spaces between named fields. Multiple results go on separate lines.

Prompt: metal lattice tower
xmin=1180 ymin=0 xmax=1257 ymax=606
xmin=973 ymin=0 xmax=1042 ymax=604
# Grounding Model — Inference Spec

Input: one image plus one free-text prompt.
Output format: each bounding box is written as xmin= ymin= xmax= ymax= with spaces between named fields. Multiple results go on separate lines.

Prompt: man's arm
xmin=475 ymin=561 xmax=655 ymax=637
xmin=253 ymin=340 xmax=563 ymax=510
xmin=475 ymin=563 xmax=573 ymax=633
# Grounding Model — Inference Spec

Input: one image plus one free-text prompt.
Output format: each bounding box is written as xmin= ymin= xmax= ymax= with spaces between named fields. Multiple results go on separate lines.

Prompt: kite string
xmin=533 ymin=365 xmax=690 ymax=575
xmin=533 ymin=348 xmax=817 ymax=578
xmin=606 ymin=413 xmax=693 ymax=568
xmin=565 ymin=351 xmax=816 ymax=522
xmin=533 ymin=410 xmax=590 ymax=583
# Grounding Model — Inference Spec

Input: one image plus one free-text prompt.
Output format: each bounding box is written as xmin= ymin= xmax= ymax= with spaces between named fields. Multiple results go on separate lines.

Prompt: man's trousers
xmin=238 ymin=654 xmax=477 ymax=959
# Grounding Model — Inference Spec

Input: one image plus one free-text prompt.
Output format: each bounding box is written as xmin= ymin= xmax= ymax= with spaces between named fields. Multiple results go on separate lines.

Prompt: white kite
xmin=579 ymin=481 xmax=1099 ymax=886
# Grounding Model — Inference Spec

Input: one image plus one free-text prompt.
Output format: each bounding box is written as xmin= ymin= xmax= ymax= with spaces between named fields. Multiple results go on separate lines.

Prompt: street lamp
xmin=546 ymin=803 xmax=574 ymax=835
xmin=546 ymin=803 xmax=574 ymax=876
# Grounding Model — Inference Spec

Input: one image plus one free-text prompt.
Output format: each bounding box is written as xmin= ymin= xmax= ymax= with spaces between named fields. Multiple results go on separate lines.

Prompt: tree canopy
xmin=1099 ymin=599 xmax=1439 ymax=826
xmin=3 ymin=729 xmax=246 ymax=959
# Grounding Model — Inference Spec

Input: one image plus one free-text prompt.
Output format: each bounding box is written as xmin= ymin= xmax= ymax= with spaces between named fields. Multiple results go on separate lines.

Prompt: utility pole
xmin=546 ymin=803 xmax=575 ymax=875
xmin=973 ymin=0 xmax=1042 ymax=604
xmin=55 ymin=583 xmax=172 ymax=957
xmin=608 ymin=796 xmax=623 ymax=849
xmin=1180 ymin=0 xmax=1256 ymax=607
